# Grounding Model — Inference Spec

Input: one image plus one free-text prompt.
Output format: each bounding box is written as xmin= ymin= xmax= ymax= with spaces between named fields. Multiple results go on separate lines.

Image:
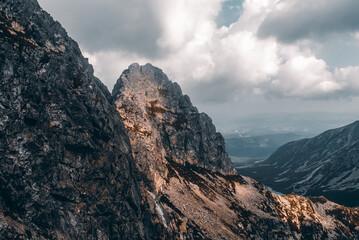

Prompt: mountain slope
xmin=0 ymin=1 xmax=164 ymax=239
xmin=239 ymin=121 xmax=359 ymax=207
xmin=1 ymin=0 xmax=359 ymax=239
xmin=113 ymin=63 xmax=359 ymax=239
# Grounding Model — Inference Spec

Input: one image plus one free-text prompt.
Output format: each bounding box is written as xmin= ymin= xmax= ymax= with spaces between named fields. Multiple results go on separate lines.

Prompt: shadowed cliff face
xmin=0 ymin=1 xmax=166 ymax=239
xmin=113 ymin=63 xmax=359 ymax=239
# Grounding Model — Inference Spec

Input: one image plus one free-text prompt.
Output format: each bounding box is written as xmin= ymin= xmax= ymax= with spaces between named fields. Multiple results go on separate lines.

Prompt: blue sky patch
xmin=216 ymin=0 xmax=244 ymax=28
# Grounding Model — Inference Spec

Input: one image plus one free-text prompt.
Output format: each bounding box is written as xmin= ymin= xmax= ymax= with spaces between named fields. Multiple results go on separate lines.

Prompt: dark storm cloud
xmin=258 ymin=0 xmax=359 ymax=43
xmin=38 ymin=0 xmax=162 ymax=57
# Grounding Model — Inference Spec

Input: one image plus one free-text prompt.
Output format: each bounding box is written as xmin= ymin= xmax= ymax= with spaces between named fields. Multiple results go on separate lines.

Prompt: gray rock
xmin=1 ymin=1 xmax=359 ymax=239
xmin=113 ymin=63 xmax=236 ymax=180
xmin=113 ymin=63 xmax=359 ymax=239
xmin=0 ymin=1 xmax=165 ymax=239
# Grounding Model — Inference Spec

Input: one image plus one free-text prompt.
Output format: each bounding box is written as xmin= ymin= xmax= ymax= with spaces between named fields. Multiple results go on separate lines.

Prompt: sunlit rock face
xmin=112 ymin=63 xmax=236 ymax=188
xmin=113 ymin=64 xmax=359 ymax=239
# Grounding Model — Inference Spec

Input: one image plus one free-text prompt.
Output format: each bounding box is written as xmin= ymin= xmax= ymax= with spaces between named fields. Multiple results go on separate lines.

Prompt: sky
xmin=38 ymin=0 xmax=359 ymax=135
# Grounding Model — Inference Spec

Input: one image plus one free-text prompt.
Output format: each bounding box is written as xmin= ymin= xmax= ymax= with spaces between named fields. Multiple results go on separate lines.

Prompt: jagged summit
xmin=0 ymin=1 xmax=164 ymax=239
xmin=112 ymin=64 xmax=359 ymax=239
xmin=113 ymin=63 xmax=235 ymax=179
xmin=2 ymin=1 xmax=359 ymax=239
xmin=113 ymin=63 xmax=196 ymax=111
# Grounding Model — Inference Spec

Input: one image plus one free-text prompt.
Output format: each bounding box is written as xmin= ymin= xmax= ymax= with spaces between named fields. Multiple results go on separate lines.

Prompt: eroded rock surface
xmin=1 ymin=0 xmax=359 ymax=239
xmin=114 ymin=63 xmax=359 ymax=239
xmin=0 ymin=1 xmax=164 ymax=239
xmin=113 ymin=63 xmax=235 ymax=184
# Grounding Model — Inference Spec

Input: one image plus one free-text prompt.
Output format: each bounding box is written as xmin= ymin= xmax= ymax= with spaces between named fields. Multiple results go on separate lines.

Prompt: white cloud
xmin=39 ymin=0 xmax=359 ymax=102
xmin=83 ymin=50 xmax=149 ymax=91
xmin=335 ymin=66 xmax=359 ymax=93
xmin=155 ymin=0 xmax=222 ymax=51
xmin=271 ymin=54 xmax=340 ymax=98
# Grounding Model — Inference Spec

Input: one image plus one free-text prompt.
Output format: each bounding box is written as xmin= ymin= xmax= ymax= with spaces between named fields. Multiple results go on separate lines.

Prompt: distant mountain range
xmin=225 ymin=133 xmax=302 ymax=167
xmin=222 ymin=112 xmax=359 ymax=137
xmin=239 ymin=121 xmax=359 ymax=207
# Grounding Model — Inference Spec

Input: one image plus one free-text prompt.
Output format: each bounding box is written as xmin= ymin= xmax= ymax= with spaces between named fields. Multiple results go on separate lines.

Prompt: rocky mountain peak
xmin=113 ymin=63 xmax=194 ymax=111
xmin=112 ymin=64 xmax=359 ymax=239
xmin=113 ymin=63 xmax=235 ymax=189
xmin=0 ymin=1 xmax=165 ymax=239
xmin=2 ymin=1 xmax=359 ymax=239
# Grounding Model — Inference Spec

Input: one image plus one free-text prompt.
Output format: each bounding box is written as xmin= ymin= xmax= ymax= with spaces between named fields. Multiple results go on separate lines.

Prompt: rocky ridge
xmin=0 ymin=1 xmax=165 ymax=239
xmin=0 ymin=0 xmax=359 ymax=239
xmin=112 ymin=63 xmax=235 ymax=190
xmin=239 ymin=121 xmax=359 ymax=207
xmin=113 ymin=63 xmax=359 ymax=239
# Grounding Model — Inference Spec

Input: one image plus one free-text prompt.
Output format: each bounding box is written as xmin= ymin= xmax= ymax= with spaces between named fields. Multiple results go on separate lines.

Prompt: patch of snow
xmin=278 ymin=169 xmax=290 ymax=176
xmin=295 ymin=165 xmax=323 ymax=185
xmin=274 ymin=178 xmax=288 ymax=183
xmin=148 ymin=191 xmax=168 ymax=228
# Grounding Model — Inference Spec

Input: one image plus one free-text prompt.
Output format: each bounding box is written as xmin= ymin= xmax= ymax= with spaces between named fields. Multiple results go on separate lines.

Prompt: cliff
xmin=1 ymin=1 xmax=359 ymax=239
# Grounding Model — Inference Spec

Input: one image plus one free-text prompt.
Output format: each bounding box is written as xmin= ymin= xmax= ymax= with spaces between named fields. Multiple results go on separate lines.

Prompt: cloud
xmin=258 ymin=0 xmax=359 ymax=43
xmin=154 ymin=0 xmax=222 ymax=52
xmin=335 ymin=66 xmax=359 ymax=95
xmin=39 ymin=0 xmax=162 ymax=57
xmin=83 ymin=51 xmax=149 ymax=91
xmin=38 ymin=0 xmax=359 ymax=104
xmin=269 ymin=54 xmax=340 ymax=98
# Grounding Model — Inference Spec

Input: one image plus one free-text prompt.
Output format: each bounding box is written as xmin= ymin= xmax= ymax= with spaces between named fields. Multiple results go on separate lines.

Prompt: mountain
xmin=224 ymin=133 xmax=301 ymax=167
xmin=1 ymin=0 xmax=359 ymax=239
xmin=113 ymin=63 xmax=359 ymax=239
xmin=0 ymin=1 xmax=164 ymax=239
xmin=112 ymin=64 xmax=235 ymax=176
xmin=227 ymin=112 xmax=359 ymax=136
xmin=239 ymin=121 xmax=359 ymax=207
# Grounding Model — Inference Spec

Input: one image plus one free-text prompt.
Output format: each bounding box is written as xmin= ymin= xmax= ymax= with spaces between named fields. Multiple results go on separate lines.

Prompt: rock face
xmin=239 ymin=121 xmax=359 ymax=207
xmin=113 ymin=64 xmax=359 ymax=239
xmin=0 ymin=1 xmax=164 ymax=239
xmin=112 ymin=63 xmax=235 ymax=190
xmin=1 ymin=0 xmax=359 ymax=239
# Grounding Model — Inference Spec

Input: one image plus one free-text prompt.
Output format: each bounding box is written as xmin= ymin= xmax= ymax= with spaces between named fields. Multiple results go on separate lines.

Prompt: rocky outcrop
xmin=113 ymin=63 xmax=359 ymax=239
xmin=239 ymin=121 xmax=359 ymax=207
xmin=1 ymin=0 xmax=359 ymax=239
xmin=0 ymin=1 xmax=164 ymax=239
xmin=112 ymin=63 xmax=235 ymax=190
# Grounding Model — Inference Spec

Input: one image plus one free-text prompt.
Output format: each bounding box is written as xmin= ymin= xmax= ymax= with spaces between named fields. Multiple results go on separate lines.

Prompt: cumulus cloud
xmin=269 ymin=54 xmax=339 ymax=98
xmin=335 ymin=66 xmax=359 ymax=94
xmin=38 ymin=0 xmax=359 ymax=103
xmin=258 ymin=0 xmax=359 ymax=43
